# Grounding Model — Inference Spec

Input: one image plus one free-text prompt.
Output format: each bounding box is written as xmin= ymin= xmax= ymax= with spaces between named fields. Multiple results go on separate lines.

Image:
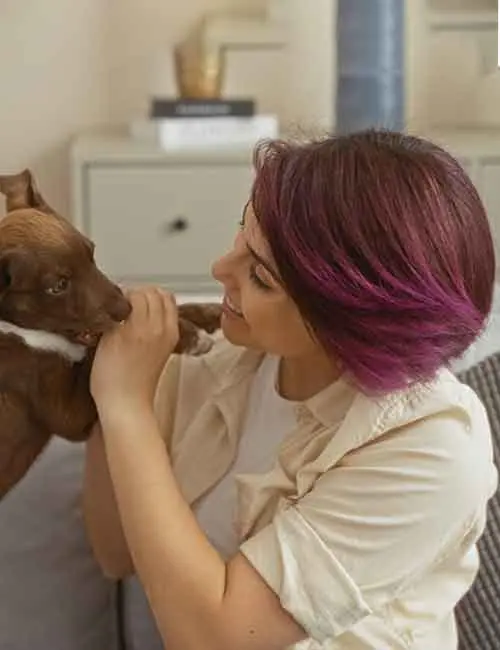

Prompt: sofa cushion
xmin=455 ymin=351 xmax=500 ymax=650
xmin=120 ymin=577 xmax=164 ymax=650
xmin=0 ymin=438 xmax=118 ymax=650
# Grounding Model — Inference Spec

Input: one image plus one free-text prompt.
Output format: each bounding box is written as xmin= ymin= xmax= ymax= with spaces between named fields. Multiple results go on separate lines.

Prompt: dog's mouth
xmin=62 ymin=326 xmax=102 ymax=347
xmin=74 ymin=329 xmax=101 ymax=347
xmin=70 ymin=319 xmax=126 ymax=347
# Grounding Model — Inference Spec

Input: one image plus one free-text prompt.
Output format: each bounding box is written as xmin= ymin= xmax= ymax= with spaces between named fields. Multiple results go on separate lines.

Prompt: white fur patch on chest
xmin=0 ymin=320 xmax=86 ymax=363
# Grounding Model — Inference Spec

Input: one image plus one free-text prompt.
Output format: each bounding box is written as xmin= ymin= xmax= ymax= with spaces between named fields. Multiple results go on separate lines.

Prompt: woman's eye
xmin=46 ymin=277 xmax=70 ymax=295
xmin=249 ymin=265 xmax=271 ymax=291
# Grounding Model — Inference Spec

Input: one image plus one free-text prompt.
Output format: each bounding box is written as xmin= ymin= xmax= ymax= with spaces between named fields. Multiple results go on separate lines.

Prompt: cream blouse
xmin=154 ymin=335 xmax=497 ymax=650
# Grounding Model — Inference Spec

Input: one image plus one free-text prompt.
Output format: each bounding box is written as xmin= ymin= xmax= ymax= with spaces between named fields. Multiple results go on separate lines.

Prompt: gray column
xmin=336 ymin=0 xmax=405 ymax=133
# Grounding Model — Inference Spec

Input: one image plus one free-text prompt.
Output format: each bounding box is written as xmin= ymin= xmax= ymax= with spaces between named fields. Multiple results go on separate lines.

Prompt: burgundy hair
xmin=251 ymin=129 xmax=496 ymax=393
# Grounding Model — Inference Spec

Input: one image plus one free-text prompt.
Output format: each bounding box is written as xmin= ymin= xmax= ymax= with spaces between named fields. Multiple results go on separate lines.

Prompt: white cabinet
xmin=405 ymin=0 xmax=498 ymax=132
xmin=87 ymin=165 xmax=251 ymax=283
xmin=71 ymin=135 xmax=254 ymax=294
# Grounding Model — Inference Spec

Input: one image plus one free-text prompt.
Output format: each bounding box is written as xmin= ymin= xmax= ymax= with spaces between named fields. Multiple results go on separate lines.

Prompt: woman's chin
xmin=220 ymin=314 xmax=249 ymax=346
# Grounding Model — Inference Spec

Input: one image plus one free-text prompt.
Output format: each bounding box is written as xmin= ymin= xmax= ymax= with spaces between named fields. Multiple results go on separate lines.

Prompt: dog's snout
xmin=108 ymin=290 xmax=132 ymax=323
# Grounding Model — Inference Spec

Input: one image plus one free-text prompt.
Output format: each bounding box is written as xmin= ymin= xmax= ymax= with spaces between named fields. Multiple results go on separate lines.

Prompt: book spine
xmin=157 ymin=115 xmax=279 ymax=150
xmin=150 ymin=98 xmax=255 ymax=119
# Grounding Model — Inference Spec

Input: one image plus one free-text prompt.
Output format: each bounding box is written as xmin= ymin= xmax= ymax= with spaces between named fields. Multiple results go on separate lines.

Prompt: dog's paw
xmin=187 ymin=330 xmax=214 ymax=356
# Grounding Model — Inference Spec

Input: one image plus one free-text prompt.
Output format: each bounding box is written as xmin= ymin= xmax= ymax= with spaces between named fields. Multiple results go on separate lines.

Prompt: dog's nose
xmin=108 ymin=292 xmax=132 ymax=323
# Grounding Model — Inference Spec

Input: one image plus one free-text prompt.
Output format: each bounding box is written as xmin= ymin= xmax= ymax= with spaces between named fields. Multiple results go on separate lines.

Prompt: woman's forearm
xmin=100 ymin=409 xmax=229 ymax=650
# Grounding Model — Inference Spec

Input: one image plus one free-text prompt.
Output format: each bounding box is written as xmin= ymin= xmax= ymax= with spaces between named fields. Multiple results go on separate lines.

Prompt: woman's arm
xmin=101 ymin=406 xmax=307 ymax=650
xmin=89 ymin=287 xmax=307 ymax=650
xmin=83 ymin=424 xmax=134 ymax=579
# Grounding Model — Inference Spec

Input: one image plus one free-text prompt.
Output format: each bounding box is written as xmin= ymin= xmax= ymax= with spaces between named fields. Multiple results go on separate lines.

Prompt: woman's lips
xmin=222 ymin=296 xmax=244 ymax=318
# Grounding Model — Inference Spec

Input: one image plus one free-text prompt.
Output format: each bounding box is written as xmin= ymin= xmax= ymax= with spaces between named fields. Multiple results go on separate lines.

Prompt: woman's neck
xmin=278 ymin=352 xmax=342 ymax=401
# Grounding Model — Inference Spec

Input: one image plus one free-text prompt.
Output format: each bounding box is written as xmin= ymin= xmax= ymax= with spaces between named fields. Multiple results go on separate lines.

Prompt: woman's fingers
xmin=124 ymin=287 xmax=178 ymax=339
xmin=124 ymin=288 xmax=149 ymax=327
xmin=160 ymin=289 xmax=178 ymax=329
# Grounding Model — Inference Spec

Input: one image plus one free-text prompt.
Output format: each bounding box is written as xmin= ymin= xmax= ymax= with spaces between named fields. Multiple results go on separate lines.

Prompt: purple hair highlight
xmin=251 ymin=129 xmax=496 ymax=393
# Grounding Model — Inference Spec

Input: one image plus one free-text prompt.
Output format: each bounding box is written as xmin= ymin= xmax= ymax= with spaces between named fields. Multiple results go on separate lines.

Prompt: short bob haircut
xmin=251 ymin=129 xmax=496 ymax=393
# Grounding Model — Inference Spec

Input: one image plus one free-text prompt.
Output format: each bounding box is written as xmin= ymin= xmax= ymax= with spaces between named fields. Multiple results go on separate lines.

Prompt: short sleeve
xmin=240 ymin=411 xmax=496 ymax=642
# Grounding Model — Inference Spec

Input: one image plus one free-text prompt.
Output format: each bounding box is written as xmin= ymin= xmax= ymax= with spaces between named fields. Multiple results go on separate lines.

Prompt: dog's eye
xmin=46 ymin=277 xmax=69 ymax=295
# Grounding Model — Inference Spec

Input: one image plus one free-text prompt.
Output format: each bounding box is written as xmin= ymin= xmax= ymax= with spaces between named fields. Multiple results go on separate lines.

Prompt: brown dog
xmin=0 ymin=169 xmax=221 ymax=499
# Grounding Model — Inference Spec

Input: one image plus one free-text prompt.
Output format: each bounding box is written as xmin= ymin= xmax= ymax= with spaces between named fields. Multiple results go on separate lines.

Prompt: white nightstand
xmin=70 ymin=133 xmax=255 ymax=297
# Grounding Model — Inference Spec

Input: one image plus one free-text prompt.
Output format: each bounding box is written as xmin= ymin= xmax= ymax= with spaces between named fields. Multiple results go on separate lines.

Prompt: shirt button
xmin=295 ymin=404 xmax=310 ymax=422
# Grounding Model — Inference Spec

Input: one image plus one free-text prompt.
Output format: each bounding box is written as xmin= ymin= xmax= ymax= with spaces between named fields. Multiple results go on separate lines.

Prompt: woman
xmin=84 ymin=129 xmax=497 ymax=650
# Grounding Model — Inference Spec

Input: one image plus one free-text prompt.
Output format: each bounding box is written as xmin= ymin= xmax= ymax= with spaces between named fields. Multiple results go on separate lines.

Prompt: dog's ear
xmin=0 ymin=247 xmax=32 ymax=294
xmin=0 ymin=169 xmax=56 ymax=215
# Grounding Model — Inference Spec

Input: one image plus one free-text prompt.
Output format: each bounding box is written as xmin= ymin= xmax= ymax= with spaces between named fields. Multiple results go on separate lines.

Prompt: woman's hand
xmin=90 ymin=286 xmax=179 ymax=424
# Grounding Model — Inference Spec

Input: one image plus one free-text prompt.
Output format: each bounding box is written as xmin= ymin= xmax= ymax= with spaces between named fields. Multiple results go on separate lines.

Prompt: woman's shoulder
xmin=315 ymin=367 xmax=492 ymax=456
xmin=303 ymin=371 xmax=497 ymax=552
xmin=385 ymin=369 xmax=491 ymax=441
xmin=347 ymin=368 xmax=492 ymax=442
xmin=344 ymin=369 xmax=497 ymax=502
xmin=307 ymin=368 xmax=495 ymax=481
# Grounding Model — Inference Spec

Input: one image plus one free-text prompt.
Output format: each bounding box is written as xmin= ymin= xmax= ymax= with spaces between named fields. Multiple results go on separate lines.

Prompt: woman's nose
xmin=211 ymin=250 xmax=234 ymax=284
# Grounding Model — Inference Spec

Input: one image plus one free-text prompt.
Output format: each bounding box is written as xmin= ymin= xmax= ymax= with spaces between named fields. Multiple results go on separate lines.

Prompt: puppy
xmin=0 ymin=169 xmax=221 ymax=499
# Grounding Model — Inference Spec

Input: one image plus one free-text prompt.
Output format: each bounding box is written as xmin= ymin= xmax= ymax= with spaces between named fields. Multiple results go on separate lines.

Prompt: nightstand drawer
xmin=86 ymin=164 xmax=253 ymax=284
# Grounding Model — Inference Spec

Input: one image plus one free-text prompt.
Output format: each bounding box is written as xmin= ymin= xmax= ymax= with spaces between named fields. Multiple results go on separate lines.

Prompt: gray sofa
xmin=455 ymin=349 xmax=500 ymax=650
xmin=0 ymin=285 xmax=498 ymax=650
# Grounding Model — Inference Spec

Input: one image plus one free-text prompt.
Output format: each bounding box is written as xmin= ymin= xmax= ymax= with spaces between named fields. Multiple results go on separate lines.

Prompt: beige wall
xmin=0 ymin=0 xmax=108 ymax=215
xmin=0 ymin=0 xmax=336 ymax=217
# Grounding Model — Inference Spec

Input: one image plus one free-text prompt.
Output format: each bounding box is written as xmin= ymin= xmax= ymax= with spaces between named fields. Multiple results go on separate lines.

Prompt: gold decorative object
xmin=174 ymin=19 xmax=225 ymax=99
xmin=174 ymin=12 xmax=287 ymax=100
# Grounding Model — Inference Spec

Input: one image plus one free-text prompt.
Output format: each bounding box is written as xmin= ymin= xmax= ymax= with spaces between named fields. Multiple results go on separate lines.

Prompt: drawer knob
xmin=164 ymin=216 xmax=189 ymax=234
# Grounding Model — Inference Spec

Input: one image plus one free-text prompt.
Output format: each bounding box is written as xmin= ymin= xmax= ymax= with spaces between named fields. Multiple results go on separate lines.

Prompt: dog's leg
xmin=174 ymin=304 xmax=222 ymax=356
xmin=175 ymin=317 xmax=215 ymax=356
xmin=40 ymin=355 xmax=97 ymax=443
xmin=0 ymin=393 xmax=51 ymax=499
xmin=177 ymin=303 xmax=222 ymax=334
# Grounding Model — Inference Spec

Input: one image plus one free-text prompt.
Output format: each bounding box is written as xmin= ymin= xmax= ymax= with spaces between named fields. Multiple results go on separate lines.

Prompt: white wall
xmin=0 ymin=0 xmax=108 ymax=215
xmin=0 ymin=0 xmax=336 ymax=217
xmin=279 ymin=0 xmax=336 ymax=136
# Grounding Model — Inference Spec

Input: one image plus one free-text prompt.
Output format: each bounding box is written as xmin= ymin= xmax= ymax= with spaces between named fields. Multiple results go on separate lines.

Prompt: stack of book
xmin=129 ymin=97 xmax=279 ymax=151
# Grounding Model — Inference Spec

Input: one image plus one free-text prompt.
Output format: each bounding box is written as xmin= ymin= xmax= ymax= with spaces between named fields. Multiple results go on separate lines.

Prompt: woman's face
xmin=211 ymin=202 xmax=319 ymax=359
